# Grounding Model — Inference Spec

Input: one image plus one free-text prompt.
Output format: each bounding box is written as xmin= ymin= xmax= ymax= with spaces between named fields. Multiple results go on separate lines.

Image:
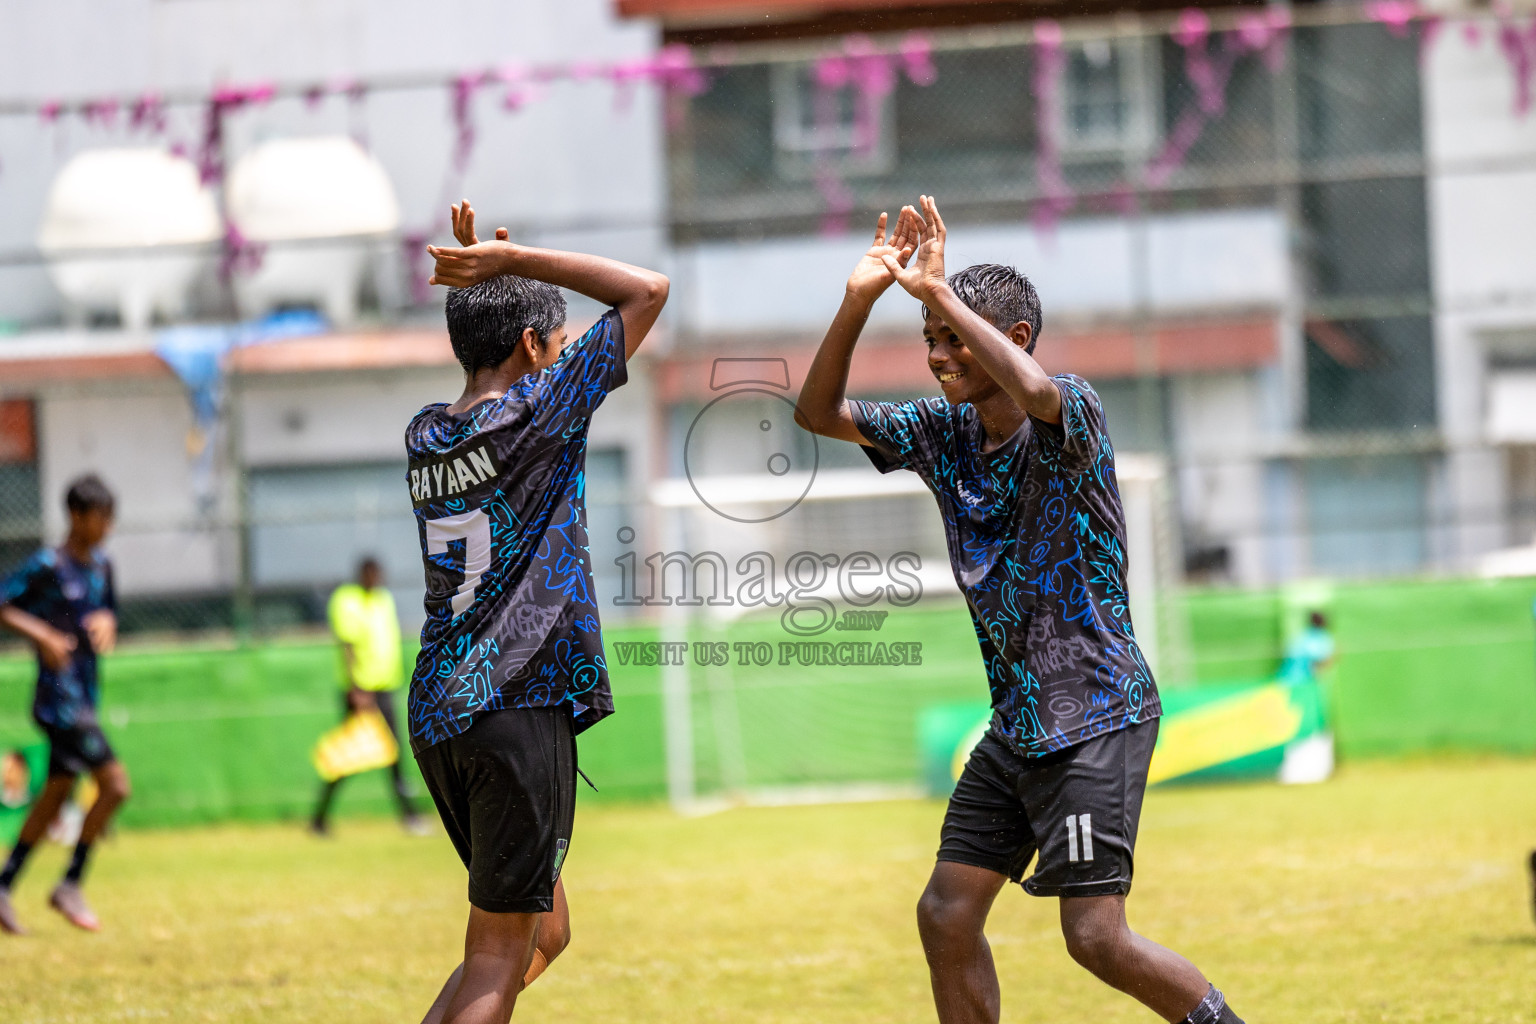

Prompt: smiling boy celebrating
xmin=795 ymin=197 xmax=1244 ymax=1024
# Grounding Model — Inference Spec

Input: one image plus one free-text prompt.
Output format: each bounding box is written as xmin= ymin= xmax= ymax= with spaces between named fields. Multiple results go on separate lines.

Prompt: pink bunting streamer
xmin=129 ymin=92 xmax=166 ymax=134
xmin=401 ymin=230 xmax=434 ymax=306
xmin=807 ymin=32 xmax=939 ymax=234
xmin=12 ymin=12 xmax=1536 ymax=263
xmin=1365 ymin=0 xmax=1418 ymax=38
xmin=81 ymin=98 xmax=120 ymax=129
xmin=1031 ymin=21 xmax=1072 ymax=233
xmin=198 ymin=82 xmax=275 ymax=185
xmin=1236 ymin=7 xmax=1290 ymax=71
xmin=450 ymin=72 xmax=491 ymax=176
xmin=218 ymin=224 xmax=266 ymax=281
xmin=900 ymin=33 xmax=939 ymax=87
xmin=1496 ymin=11 xmax=1536 ymax=117
xmin=1172 ymin=9 xmax=1227 ymax=116
xmin=1146 ymin=12 xmax=1294 ymax=190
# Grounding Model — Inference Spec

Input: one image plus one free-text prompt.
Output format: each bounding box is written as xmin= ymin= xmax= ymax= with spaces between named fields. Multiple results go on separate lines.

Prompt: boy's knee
xmin=541 ymin=917 xmax=571 ymax=960
xmin=99 ymin=765 xmax=130 ymax=803
xmin=1061 ymin=914 xmax=1124 ymax=979
xmin=916 ymin=887 xmax=981 ymax=945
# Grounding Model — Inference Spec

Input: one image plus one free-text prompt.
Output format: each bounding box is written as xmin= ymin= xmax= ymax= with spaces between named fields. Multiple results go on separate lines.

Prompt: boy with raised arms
xmin=796 ymin=197 xmax=1245 ymax=1024
xmin=410 ymin=202 xmax=667 ymax=1024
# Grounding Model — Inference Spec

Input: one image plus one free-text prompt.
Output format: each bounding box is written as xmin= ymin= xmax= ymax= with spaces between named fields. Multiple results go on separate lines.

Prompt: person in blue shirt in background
xmin=1280 ymin=611 xmax=1336 ymax=681
xmin=0 ymin=474 xmax=129 ymax=934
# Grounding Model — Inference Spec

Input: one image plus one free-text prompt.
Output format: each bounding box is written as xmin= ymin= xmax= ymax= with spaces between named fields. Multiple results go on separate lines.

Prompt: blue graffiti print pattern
xmin=0 ymin=547 xmax=116 ymax=729
xmin=404 ymin=309 xmax=625 ymax=754
xmin=850 ymin=374 xmax=1160 ymax=758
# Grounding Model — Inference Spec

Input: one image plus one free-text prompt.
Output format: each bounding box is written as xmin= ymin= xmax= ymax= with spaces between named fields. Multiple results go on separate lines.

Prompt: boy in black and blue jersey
xmin=0 ymin=474 xmax=129 ymax=935
xmin=797 ymin=197 xmax=1244 ymax=1024
xmin=410 ymin=202 xmax=667 ymax=1024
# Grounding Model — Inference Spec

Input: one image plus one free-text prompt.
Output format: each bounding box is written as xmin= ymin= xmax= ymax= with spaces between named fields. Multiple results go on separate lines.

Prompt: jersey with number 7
xmin=404 ymin=309 xmax=626 ymax=755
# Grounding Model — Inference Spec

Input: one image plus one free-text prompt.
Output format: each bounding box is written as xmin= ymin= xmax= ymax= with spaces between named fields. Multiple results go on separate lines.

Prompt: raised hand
xmin=430 ymin=200 xmax=516 ymax=288
xmin=889 ymin=202 xmax=923 ymax=255
xmin=846 ymin=206 xmax=922 ymax=304
xmin=449 ymin=199 xmax=511 ymax=247
xmin=881 ymin=195 xmax=947 ymax=302
xmin=83 ymin=609 xmax=116 ymax=655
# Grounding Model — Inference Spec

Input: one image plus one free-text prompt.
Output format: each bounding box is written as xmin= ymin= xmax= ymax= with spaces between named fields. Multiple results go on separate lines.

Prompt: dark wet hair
xmin=1309 ymin=610 xmax=1328 ymax=629
xmin=445 ymin=274 xmax=567 ymax=373
xmin=64 ymin=474 xmax=115 ymax=515
xmin=923 ymin=263 xmax=1044 ymax=354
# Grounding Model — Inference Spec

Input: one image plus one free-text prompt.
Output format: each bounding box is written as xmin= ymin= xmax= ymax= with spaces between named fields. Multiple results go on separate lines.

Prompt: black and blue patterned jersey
xmin=0 ymin=547 xmax=116 ymax=729
xmin=851 ymin=374 xmax=1161 ymax=758
xmin=404 ymin=309 xmax=625 ymax=754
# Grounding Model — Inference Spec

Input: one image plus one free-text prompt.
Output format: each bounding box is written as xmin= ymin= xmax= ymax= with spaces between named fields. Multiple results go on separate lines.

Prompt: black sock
xmin=63 ymin=841 xmax=93 ymax=885
xmin=0 ymin=840 xmax=34 ymax=890
xmin=1185 ymin=985 xmax=1245 ymax=1024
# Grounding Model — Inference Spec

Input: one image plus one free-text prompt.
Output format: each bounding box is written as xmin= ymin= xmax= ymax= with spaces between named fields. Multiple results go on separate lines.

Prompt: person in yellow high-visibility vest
xmin=310 ymin=557 xmax=426 ymax=835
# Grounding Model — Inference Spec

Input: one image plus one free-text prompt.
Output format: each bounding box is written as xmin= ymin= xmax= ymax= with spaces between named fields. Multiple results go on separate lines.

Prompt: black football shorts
xmin=938 ymin=718 xmax=1159 ymax=898
xmin=41 ymin=716 xmax=117 ymax=778
xmin=416 ymin=706 xmax=576 ymax=914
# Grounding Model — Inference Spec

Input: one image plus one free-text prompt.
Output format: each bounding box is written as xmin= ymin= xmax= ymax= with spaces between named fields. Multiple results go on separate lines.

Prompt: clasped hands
xmin=846 ymin=194 xmax=952 ymax=307
xmin=426 ymin=199 xmax=514 ymax=288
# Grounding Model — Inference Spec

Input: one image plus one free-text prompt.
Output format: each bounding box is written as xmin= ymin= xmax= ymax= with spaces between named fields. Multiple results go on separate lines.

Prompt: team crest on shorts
xmin=552 ymin=838 xmax=569 ymax=881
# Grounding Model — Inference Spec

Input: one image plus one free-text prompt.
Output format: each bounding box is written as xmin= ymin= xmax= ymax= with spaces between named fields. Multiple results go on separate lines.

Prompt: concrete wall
xmin=1424 ymin=18 xmax=1536 ymax=564
xmin=36 ymin=375 xmax=238 ymax=595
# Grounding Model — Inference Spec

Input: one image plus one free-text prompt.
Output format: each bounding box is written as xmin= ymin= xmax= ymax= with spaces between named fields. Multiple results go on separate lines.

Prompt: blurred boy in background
xmin=310 ymin=556 xmax=426 ymax=836
xmin=0 ymin=474 xmax=129 ymax=934
xmin=1281 ymin=610 xmax=1336 ymax=681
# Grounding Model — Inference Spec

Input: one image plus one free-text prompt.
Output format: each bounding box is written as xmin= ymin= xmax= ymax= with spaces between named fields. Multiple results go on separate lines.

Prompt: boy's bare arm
xmin=883 ymin=196 xmax=1062 ymax=424
xmin=426 ymin=201 xmax=668 ymax=359
xmin=0 ymin=604 xmax=76 ymax=671
xmin=795 ymin=208 xmax=922 ymax=444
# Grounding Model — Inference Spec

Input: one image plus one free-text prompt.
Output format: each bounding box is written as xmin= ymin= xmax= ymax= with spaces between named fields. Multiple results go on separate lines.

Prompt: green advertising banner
xmin=918 ymin=675 xmax=1334 ymax=797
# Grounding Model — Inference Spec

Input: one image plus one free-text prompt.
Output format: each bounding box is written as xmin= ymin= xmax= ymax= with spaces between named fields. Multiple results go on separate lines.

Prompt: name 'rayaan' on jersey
xmin=410 ymin=445 xmax=500 ymax=508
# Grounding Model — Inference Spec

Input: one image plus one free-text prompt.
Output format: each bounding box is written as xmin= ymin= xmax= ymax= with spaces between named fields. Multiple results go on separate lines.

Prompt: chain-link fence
xmin=664 ymin=7 xmax=1532 ymax=589
xmin=1 ymin=7 xmax=1534 ymax=643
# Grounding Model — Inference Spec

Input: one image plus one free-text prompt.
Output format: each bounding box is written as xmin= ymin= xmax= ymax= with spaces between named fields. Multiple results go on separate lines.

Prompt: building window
xmin=1059 ymin=38 xmax=1159 ymax=161
xmin=1304 ymin=454 xmax=1427 ymax=575
xmin=771 ymin=63 xmax=895 ymax=180
xmin=246 ymin=461 xmax=417 ymax=593
xmin=1304 ymin=316 xmax=1436 ymax=433
xmin=1294 ymin=22 xmax=1423 ymax=165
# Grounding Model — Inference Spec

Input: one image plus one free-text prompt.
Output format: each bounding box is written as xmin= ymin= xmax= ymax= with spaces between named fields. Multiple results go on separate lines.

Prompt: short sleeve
xmin=0 ymin=553 xmax=46 ymax=613
xmin=1031 ymin=375 xmax=1105 ymax=477
xmin=535 ymin=308 xmax=628 ymax=436
xmin=848 ymin=398 xmax=950 ymax=476
xmin=328 ymin=588 xmax=361 ymax=644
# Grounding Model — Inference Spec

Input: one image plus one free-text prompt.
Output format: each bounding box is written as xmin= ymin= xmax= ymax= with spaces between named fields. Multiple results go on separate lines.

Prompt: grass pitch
xmin=1 ymin=758 xmax=1534 ymax=1023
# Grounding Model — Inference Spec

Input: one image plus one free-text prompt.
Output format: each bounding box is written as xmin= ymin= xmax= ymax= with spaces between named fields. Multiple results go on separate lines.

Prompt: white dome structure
xmin=37 ymin=148 xmax=222 ymax=330
xmin=226 ymin=136 xmax=401 ymax=326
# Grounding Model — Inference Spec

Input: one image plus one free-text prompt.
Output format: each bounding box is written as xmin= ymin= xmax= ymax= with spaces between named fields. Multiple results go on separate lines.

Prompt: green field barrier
xmin=1185 ymin=576 xmax=1536 ymax=755
xmin=1 ymin=577 xmax=1534 ymax=832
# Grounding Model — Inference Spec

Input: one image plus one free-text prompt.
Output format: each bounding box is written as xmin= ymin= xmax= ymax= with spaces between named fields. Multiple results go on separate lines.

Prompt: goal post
xmin=641 ymin=458 xmax=1187 ymax=813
